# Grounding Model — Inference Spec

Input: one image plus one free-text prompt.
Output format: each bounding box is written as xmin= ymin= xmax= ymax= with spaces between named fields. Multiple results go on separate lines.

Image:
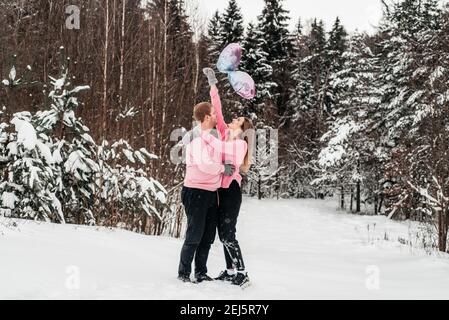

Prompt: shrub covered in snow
xmin=0 ymin=63 xmax=166 ymax=229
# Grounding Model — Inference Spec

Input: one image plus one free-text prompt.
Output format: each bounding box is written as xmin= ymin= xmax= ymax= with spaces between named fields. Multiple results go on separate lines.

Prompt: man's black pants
xmin=178 ymin=186 xmax=218 ymax=277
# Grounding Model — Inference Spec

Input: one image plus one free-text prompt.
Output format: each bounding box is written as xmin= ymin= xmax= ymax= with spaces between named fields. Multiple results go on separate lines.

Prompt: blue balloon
xmin=228 ymin=71 xmax=256 ymax=100
xmin=217 ymin=43 xmax=242 ymax=73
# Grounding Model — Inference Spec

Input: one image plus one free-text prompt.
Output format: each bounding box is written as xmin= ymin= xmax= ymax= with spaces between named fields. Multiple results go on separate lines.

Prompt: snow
xmin=319 ymin=120 xmax=359 ymax=167
xmin=50 ymin=193 xmax=65 ymax=224
xmin=81 ymin=133 xmax=95 ymax=145
xmin=122 ymin=149 xmax=135 ymax=163
xmin=70 ymin=85 xmax=90 ymax=94
xmin=1 ymin=198 xmax=448 ymax=299
xmin=156 ymin=191 xmax=167 ymax=204
xmin=430 ymin=66 xmax=445 ymax=85
xmin=37 ymin=141 xmax=54 ymax=164
xmin=64 ymin=151 xmax=93 ymax=174
xmin=53 ymin=78 xmax=65 ymax=90
xmin=52 ymin=147 xmax=63 ymax=164
xmin=1 ymin=192 xmax=17 ymax=209
xmin=63 ymin=110 xmax=75 ymax=126
xmin=11 ymin=118 xmax=37 ymax=150
xmin=28 ymin=163 xmax=41 ymax=189
xmin=9 ymin=66 xmax=16 ymax=81
xmin=134 ymin=151 xmax=146 ymax=164
xmin=6 ymin=142 xmax=17 ymax=155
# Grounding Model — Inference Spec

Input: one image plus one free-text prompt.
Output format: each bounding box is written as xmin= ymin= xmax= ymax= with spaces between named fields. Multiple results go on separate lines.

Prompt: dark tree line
xmin=1 ymin=0 xmax=449 ymax=251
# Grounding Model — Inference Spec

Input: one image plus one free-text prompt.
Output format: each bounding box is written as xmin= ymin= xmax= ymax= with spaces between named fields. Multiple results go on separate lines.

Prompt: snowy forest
xmin=1 ymin=0 xmax=449 ymax=253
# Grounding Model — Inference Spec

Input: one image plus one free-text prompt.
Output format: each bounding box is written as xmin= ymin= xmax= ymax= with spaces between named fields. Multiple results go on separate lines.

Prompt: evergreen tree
xmin=241 ymin=22 xmax=277 ymax=121
xmin=326 ymin=17 xmax=348 ymax=73
xmin=168 ymin=0 xmax=189 ymax=36
xmin=300 ymin=19 xmax=327 ymax=119
xmin=257 ymin=0 xmax=292 ymax=64
xmin=207 ymin=10 xmax=223 ymax=66
xmin=317 ymin=32 xmax=382 ymax=212
xmin=1 ymin=65 xmax=64 ymax=222
xmin=220 ymin=0 xmax=244 ymax=46
xmin=378 ymin=0 xmax=442 ymax=144
xmin=257 ymin=0 xmax=294 ymax=116
xmin=322 ymin=17 xmax=348 ymax=115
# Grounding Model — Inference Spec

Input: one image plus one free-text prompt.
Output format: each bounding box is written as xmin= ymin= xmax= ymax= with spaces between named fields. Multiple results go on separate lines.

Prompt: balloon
xmin=217 ymin=43 xmax=242 ymax=73
xmin=215 ymin=43 xmax=256 ymax=100
xmin=228 ymin=71 xmax=256 ymax=100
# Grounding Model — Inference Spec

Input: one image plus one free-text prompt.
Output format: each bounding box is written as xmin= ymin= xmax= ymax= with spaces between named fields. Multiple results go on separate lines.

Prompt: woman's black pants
xmin=218 ymin=180 xmax=245 ymax=271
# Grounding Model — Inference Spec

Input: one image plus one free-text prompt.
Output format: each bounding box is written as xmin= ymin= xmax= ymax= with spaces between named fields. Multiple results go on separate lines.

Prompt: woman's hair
xmin=240 ymin=117 xmax=255 ymax=173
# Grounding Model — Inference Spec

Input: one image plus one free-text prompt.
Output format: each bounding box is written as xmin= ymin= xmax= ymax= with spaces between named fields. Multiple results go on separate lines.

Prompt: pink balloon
xmin=217 ymin=43 xmax=242 ymax=73
xmin=228 ymin=71 xmax=256 ymax=100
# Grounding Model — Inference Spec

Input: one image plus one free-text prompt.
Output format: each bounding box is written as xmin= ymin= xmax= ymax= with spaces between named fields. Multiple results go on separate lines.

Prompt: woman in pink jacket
xmin=203 ymin=68 xmax=254 ymax=288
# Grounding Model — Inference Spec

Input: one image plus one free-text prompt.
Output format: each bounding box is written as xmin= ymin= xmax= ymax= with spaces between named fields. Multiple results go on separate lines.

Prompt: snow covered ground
xmin=1 ymin=197 xmax=449 ymax=300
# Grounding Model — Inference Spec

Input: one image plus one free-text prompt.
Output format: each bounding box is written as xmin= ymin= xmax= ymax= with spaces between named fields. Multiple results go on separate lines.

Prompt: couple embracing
xmin=177 ymin=68 xmax=254 ymax=288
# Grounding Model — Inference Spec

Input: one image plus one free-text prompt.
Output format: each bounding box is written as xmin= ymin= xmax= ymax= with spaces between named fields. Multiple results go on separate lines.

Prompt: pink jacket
xmin=209 ymin=86 xmax=248 ymax=189
xmin=183 ymin=129 xmax=225 ymax=192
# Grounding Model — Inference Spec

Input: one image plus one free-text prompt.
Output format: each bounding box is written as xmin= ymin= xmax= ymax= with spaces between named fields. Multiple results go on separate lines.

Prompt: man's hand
xmin=203 ymin=67 xmax=218 ymax=86
xmin=223 ymin=163 xmax=235 ymax=176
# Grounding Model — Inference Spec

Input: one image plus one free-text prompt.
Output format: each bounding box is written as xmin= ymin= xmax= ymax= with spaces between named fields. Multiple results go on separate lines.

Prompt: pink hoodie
xmin=183 ymin=129 xmax=225 ymax=192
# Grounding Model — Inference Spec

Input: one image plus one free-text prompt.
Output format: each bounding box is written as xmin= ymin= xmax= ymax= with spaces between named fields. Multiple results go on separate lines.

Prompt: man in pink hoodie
xmin=178 ymin=93 xmax=235 ymax=284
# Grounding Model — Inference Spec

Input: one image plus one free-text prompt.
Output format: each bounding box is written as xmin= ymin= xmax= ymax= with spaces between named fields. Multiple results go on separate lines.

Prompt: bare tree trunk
xmin=193 ymin=41 xmax=199 ymax=102
xmin=159 ymin=0 xmax=168 ymax=164
xmin=378 ymin=193 xmax=384 ymax=215
xmin=356 ymin=181 xmax=361 ymax=213
xmin=119 ymin=0 xmax=126 ymax=108
xmin=438 ymin=209 xmax=448 ymax=252
xmin=350 ymin=187 xmax=354 ymax=212
xmin=102 ymin=0 xmax=110 ymax=140
xmin=340 ymin=185 xmax=345 ymax=210
xmin=150 ymin=23 xmax=157 ymax=178
xmin=374 ymin=193 xmax=378 ymax=215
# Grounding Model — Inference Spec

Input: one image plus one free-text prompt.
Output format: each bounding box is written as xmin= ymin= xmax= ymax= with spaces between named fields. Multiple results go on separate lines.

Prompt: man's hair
xmin=193 ymin=102 xmax=212 ymax=122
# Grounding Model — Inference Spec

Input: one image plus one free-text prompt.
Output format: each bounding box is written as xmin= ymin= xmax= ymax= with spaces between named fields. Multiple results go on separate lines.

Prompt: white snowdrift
xmin=0 ymin=198 xmax=448 ymax=300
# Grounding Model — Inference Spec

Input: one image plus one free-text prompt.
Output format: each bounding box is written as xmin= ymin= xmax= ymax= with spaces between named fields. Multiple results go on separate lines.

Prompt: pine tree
xmin=300 ymin=19 xmax=327 ymax=118
xmin=207 ymin=11 xmax=223 ymax=66
xmin=35 ymin=63 xmax=99 ymax=224
xmin=322 ymin=17 xmax=348 ymax=115
xmin=376 ymin=1 xmax=449 ymax=250
xmin=257 ymin=0 xmax=292 ymax=64
xmin=326 ymin=17 xmax=347 ymax=74
xmin=317 ymin=32 xmax=382 ymax=212
xmin=241 ymin=22 xmax=277 ymax=121
xmin=290 ymin=18 xmax=303 ymax=59
xmin=220 ymin=0 xmax=244 ymax=46
xmin=168 ymin=0 xmax=189 ymax=36
xmin=281 ymin=19 xmax=328 ymax=199
xmin=257 ymin=0 xmax=294 ymax=116
xmin=1 ymin=65 xmax=63 ymax=222
xmin=168 ymin=0 xmax=193 ymax=76
xmin=376 ymin=0 xmax=442 ymax=177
